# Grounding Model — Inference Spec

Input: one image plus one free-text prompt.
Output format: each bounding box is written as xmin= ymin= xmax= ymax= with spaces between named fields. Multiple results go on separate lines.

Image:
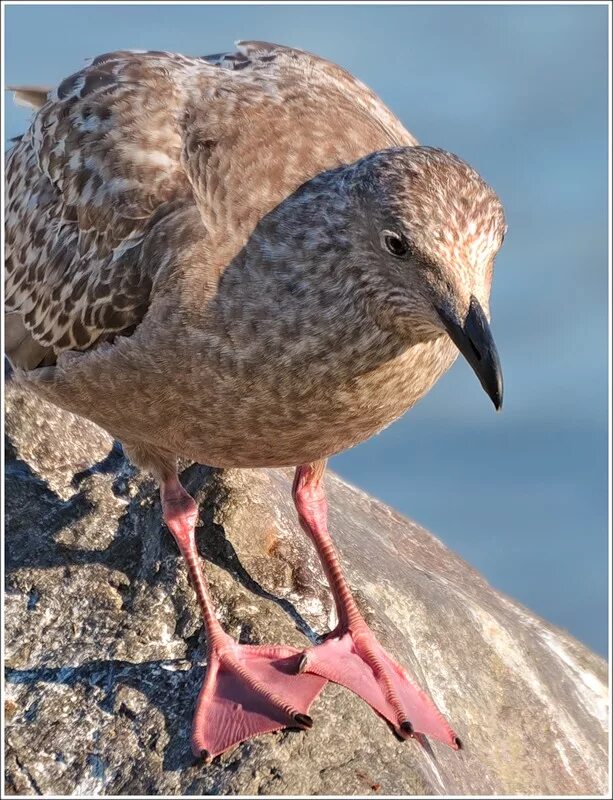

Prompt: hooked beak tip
xmin=437 ymin=296 xmax=504 ymax=411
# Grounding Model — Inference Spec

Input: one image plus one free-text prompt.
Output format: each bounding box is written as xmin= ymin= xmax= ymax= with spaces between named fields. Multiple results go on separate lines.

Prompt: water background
xmin=4 ymin=3 xmax=609 ymax=656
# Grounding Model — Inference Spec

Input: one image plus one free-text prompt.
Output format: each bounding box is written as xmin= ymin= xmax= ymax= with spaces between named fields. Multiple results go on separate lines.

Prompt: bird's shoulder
xmin=200 ymin=40 xmax=412 ymax=147
xmin=183 ymin=41 xmax=417 ymax=263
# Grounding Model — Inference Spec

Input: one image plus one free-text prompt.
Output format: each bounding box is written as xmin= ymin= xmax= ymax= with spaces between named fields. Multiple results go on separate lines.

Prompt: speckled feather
xmin=6 ymin=42 xmax=505 ymax=472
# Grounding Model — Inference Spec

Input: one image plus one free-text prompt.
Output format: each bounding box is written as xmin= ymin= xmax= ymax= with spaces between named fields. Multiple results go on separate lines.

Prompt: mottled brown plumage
xmin=5 ymin=42 xmax=506 ymax=756
xmin=6 ymin=42 xmax=504 ymax=470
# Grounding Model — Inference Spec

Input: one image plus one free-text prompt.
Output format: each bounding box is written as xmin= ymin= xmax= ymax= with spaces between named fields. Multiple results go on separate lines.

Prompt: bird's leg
xmin=292 ymin=462 xmax=460 ymax=749
xmin=161 ymin=474 xmax=326 ymax=760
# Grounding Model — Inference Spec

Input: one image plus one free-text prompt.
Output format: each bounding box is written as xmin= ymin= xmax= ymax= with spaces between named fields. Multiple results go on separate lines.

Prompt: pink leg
xmin=161 ymin=475 xmax=326 ymax=760
xmin=292 ymin=462 xmax=461 ymax=750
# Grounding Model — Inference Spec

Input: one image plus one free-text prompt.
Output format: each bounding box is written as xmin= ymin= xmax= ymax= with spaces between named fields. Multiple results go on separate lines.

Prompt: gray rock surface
xmin=4 ymin=380 xmax=609 ymax=796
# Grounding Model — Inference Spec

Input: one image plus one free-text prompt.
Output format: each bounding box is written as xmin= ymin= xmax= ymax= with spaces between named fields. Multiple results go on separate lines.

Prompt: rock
xmin=4 ymin=379 xmax=608 ymax=796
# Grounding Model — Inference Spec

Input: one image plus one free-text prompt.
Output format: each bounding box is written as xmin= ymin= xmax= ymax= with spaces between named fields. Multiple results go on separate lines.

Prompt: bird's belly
xmin=170 ymin=337 xmax=458 ymax=468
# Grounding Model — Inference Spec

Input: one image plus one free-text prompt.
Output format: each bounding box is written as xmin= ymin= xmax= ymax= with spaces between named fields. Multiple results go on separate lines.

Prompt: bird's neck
xmin=204 ymin=247 xmax=413 ymax=381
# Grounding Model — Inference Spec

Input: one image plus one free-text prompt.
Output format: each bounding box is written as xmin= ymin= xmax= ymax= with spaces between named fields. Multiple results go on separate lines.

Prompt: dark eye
xmin=381 ymin=230 xmax=409 ymax=258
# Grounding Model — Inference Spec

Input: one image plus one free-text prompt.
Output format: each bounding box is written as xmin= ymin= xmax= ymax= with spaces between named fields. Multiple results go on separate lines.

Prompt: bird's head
xmin=243 ymin=144 xmax=505 ymax=409
xmin=346 ymin=145 xmax=506 ymax=410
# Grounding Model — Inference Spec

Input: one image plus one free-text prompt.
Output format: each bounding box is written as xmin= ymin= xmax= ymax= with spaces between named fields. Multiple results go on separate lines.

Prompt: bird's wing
xmin=5 ymin=51 xmax=201 ymax=361
xmin=5 ymin=44 xmax=416 ymax=365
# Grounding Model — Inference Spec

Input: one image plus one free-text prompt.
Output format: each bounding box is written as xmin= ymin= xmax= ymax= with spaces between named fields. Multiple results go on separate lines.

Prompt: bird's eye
xmin=381 ymin=230 xmax=409 ymax=258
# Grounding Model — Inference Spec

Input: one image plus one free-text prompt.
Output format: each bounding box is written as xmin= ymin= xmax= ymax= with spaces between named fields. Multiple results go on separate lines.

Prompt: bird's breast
xmin=32 ymin=318 xmax=458 ymax=470
xmin=166 ymin=330 xmax=458 ymax=468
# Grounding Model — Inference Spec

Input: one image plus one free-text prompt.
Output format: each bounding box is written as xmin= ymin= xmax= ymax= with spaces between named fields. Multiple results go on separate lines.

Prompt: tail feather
xmin=8 ymin=85 xmax=51 ymax=110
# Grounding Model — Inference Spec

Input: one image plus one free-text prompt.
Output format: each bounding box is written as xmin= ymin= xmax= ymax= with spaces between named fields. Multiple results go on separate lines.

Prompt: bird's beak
xmin=436 ymin=295 xmax=503 ymax=410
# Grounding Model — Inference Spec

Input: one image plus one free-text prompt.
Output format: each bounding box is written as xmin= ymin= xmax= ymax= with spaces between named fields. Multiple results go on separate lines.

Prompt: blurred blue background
xmin=4 ymin=4 xmax=609 ymax=656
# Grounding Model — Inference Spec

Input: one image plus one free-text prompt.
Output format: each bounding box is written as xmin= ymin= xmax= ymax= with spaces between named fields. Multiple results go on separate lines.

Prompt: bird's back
xmin=5 ymin=42 xmax=416 ymax=369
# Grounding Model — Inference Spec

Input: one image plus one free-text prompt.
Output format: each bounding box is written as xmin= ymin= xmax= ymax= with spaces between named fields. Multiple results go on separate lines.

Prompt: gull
xmin=5 ymin=41 xmax=505 ymax=759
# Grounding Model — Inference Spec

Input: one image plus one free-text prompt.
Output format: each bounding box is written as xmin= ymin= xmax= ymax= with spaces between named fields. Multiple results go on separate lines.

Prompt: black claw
xmin=453 ymin=736 xmax=463 ymax=750
xmin=293 ymin=713 xmax=313 ymax=729
xmin=200 ymin=749 xmax=212 ymax=764
xmin=297 ymin=653 xmax=308 ymax=674
xmin=387 ymin=720 xmax=406 ymax=741
xmin=400 ymin=720 xmax=414 ymax=736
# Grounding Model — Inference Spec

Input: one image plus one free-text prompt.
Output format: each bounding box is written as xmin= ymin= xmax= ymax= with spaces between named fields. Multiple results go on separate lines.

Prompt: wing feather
xmin=6 ymin=52 xmax=195 ymax=356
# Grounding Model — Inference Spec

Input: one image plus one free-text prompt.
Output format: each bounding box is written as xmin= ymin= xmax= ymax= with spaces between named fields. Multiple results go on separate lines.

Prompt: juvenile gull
xmin=5 ymin=42 xmax=505 ymax=758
